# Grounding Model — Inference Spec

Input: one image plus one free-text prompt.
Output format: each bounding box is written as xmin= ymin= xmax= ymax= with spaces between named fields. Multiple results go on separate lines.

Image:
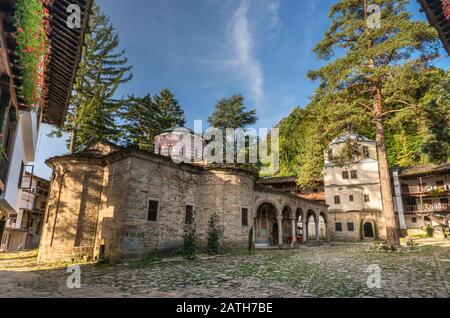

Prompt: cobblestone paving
xmin=1 ymin=238 xmax=449 ymax=298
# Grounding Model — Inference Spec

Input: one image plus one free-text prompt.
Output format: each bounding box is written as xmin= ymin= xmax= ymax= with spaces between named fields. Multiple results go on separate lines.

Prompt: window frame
xmin=342 ymin=171 xmax=349 ymax=180
xmin=241 ymin=207 xmax=249 ymax=227
xmin=350 ymin=170 xmax=358 ymax=179
xmin=335 ymin=222 xmax=343 ymax=232
xmin=349 ymin=195 xmax=354 ymax=202
xmin=334 ymin=195 xmax=341 ymax=205
xmin=185 ymin=204 xmax=194 ymax=224
xmin=364 ymin=194 xmax=370 ymax=202
xmin=362 ymin=146 xmax=369 ymax=158
xmin=147 ymin=199 xmax=160 ymax=223
xmin=347 ymin=222 xmax=355 ymax=232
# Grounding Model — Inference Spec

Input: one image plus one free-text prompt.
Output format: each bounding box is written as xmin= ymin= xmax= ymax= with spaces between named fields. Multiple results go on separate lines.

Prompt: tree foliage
xmin=50 ymin=2 xmax=132 ymax=152
xmin=277 ymin=0 xmax=447 ymax=187
xmin=206 ymin=213 xmax=224 ymax=255
xmin=121 ymin=89 xmax=186 ymax=151
xmin=183 ymin=211 xmax=198 ymax=260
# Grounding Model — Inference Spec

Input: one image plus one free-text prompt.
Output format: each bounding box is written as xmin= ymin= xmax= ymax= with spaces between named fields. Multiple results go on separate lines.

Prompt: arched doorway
xmin=319 ymin=212 xmax=328 ymax=240
xmin=282 ymin=206 xmax=292 ymax=245
xmin=306 ymin=210 xmax=317 ymax=242
xmin=364 ymin=222 xmax=374 ymax=238
xmin=272 ymin=223 xmax=279 ymax=245
xmin=295 ymin=208 xmax=304 ymax=243
xmin=255 ymin=203 xmax=278 ymax=247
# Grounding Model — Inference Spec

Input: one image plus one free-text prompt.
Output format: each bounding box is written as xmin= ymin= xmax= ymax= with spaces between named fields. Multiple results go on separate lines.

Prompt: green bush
xmin=183 ymin=213 xmax=198 ymax=260
xmin=248 ymin=226 xmax=254 ymax=254
xmin=425 ymin=224 xmax=433 ymax=237
xmin=206 ymin=213 xmax=224 ymax=255
xmin=373 ymin=222 xmax=379 ymax=241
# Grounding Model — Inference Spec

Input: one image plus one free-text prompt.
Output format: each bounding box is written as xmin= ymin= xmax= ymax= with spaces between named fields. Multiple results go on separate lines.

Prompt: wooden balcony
xmin=401 ymin=185 xmax=449 ymax=196
xmin=405 ymin=204 xmax=450 ymax=214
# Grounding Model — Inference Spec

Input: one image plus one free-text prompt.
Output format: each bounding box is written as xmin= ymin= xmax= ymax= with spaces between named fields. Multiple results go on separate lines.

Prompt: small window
xmin=411 ymin=217 xmax=417 ymax=223
xmin=350 ymin=170 xmax=358 ymax=179
xmin=334 ymin=196 xmax=341 ymax=204
xmin=347 ymin=222 xmax=355 ymax=232
xmin=168 ymin=146 xmax=173 ymax=156
xmin=147 ymin=200 xmax=159 ymax=222
xmin=335 ymin=223 xmax=343 ymax=232
xmin=349 ymin=195 xmax=354 ymax=202
xmin=327 ymin=149 xmax=333 ymax=160
xmin=364 ymin=194 xmax=370 ymax=202
xmin=313 ymin=188 xmax=318 ymax=193
xmin=241 ymin=208 xmax=248 ymax=227
xmin=362 ymin=146 xmax=369 ymax=158
xmin=342 ymin=171 xmax=349 ymax=179
xmin=185 ymin=205 xmax=194 ymax=224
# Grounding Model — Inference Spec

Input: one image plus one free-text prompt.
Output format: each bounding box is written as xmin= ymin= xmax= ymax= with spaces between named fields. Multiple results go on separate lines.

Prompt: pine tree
xmin=121 ymin=94 xmax=157 ymax=151
xmin=208 ymin=95 xmax=257 ymax=162
xmin=50 ymin=2 xmax=132 ymax=152
xmin=120 ymin=89 xmax=186 ymax=151
xmin=153 ymin=89 xmax=186 ymax=131
xmin=208 ymin=95 xmax=257 ymax=130
xmin=307 ymin=0 xmax=440 ymax=246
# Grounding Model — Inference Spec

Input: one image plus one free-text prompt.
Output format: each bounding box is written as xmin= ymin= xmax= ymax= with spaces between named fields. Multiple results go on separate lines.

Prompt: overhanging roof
xmin=418 ymin=0 xmax=450 ymax=55
xmin=0 ymin=0 xmax=92 ymax=127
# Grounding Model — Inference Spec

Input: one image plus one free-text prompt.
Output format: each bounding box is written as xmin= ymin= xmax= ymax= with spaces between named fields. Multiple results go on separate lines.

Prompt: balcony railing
xmin=405 ymin=204 xmax=450 ymax=213
xmin=402 ymin=185 xmax=449 ymax=195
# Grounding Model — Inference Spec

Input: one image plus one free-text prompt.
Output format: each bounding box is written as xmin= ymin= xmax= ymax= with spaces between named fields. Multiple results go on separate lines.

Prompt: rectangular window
xmin=364 ymin=194 xmax=370 ymax=202
xmin=185 ymin=205 xmax=193 ymax=224
xmin=342 ymin=171 xmax=349 ymax=179
xmin=335 ymin=223 xmax=343 ymax=232
xmin=349 ymin=195 xmax=354 ymax=202
xmin=241 ymin=208 xmax=248 ymax=227
xmin=347 ymin=222 xmax=355 ymax=232
xmin=147 ymin=200 xmax=159 ymax=222
xmin=411 ymin=217 xmax=417 ymax=223
xmin=362 ymin=146 xmax=370 ymax=158
xmin=334 ymin=196 xmax=341 ymax=204
xmin=350 ymin=170 xmax=358 ymax=179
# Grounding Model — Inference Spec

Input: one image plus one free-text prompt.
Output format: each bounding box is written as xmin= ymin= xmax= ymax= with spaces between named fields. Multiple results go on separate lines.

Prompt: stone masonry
xmin=38 ymin=143 xmax=327 ymax=263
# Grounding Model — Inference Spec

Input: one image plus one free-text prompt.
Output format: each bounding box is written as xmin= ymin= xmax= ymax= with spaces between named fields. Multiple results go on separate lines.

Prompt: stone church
xmin=38 ymin=135 xmax=328 ymax=263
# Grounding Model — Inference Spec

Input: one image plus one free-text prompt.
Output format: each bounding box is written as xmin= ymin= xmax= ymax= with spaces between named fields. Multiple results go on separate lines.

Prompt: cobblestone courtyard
xmin=1 ymin=238 xmax=449 ymax=298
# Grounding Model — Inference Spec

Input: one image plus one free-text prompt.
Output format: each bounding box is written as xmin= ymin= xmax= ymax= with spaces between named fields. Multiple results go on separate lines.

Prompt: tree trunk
xmin=373 ymin=88 xmax=400 ymax=247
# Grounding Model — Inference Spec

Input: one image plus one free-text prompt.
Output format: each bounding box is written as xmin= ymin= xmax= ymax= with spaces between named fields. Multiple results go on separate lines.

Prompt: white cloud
xmin=229 ymin=0 xmax=267 ymax=107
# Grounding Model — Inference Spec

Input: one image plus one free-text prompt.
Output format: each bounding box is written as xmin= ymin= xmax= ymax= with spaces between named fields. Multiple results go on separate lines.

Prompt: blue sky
xmin=33 ymin=0 xmax=450 ymax=179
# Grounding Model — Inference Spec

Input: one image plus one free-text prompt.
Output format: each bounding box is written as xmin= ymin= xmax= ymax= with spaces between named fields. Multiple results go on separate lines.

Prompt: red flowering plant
xmin=14 ymin=0 xmax=51 ymax=109
xmin=443 ymin=0 xmax=450 ymax=20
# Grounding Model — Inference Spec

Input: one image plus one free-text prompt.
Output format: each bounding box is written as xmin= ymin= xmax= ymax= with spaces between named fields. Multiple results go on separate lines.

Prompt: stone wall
xmin=38 ymin=159 xmax=105 ymax=263
xmin=196 ymin=167 xmax=255 ymax=249
xmin=38 ymin=144 xmax=326 ymax=263
xmin=328 ymin=211 xmax=386 ymax=241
